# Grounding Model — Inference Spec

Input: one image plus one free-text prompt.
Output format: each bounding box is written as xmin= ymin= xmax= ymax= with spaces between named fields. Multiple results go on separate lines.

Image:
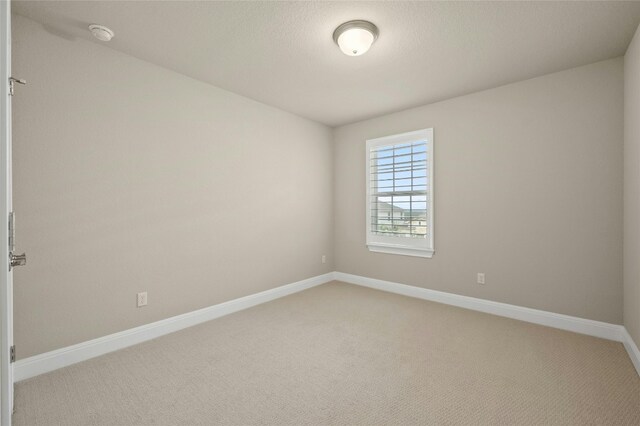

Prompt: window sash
xmin=366 ymin=129 xmax=434 ymax=258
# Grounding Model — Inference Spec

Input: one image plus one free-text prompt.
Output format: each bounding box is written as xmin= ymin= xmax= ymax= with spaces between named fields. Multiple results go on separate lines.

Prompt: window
xmin=366 ymin=128 xmax=434 ymax=258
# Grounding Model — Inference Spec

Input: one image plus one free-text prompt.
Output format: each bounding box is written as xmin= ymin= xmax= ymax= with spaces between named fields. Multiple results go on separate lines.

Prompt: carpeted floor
xmin=13 ymin=281 xmax=640 ymax=425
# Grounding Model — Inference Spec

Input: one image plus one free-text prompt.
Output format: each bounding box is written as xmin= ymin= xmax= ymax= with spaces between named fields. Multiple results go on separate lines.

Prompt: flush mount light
xmin=88 ymin=24 xmax=114 ymax=42
xmin=333 ymin=20 xmax=379 ymax=56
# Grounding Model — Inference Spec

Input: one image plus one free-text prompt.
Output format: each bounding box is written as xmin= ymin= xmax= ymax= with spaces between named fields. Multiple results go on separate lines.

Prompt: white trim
xmin=337 ymin=271 xmax=640 ymax=376
xmin=368 ymin=244 xmax=434 ymax=258
xmin=334 ymin=272 xmax=624 ymax=342
xmin=14 ymin=273 xmax=334 ymax=382
xmin=621 ymin=328 xmax=640 ymax=376
xmin=13 ymin=271 xmax=640 ymax=381
xmin=0 ymin=2 xmax=13 ymax=424
xmin=365 ymin=128 xmax=434 ymax=258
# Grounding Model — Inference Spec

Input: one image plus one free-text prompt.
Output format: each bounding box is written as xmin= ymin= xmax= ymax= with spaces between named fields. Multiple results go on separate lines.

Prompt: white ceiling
xmin=12 ymin=1 xmax=640 ymax=127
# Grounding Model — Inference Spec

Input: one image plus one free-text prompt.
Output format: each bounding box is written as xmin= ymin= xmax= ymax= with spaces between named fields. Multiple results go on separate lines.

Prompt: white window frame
xmin=366 ymin=128 xmax=434 ymax=258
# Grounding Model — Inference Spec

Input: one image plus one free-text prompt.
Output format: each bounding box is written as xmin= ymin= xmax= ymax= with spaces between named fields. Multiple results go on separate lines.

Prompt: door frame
xmin=0 ymin=1 xmax=14 ymax=425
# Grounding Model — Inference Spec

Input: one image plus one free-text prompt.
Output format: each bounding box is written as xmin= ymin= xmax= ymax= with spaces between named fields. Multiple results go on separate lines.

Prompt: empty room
xmin=0 ymin=0 xmax=639 ymax=425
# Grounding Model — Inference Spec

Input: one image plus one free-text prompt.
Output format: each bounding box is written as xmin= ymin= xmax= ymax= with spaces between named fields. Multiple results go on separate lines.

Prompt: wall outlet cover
xmin=137 ymin=292 xmax=148 ymax=307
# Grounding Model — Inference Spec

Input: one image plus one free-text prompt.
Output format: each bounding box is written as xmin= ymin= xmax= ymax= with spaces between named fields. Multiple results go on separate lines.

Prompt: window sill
xmin=367 ymin=244 xmax=434 ymax=258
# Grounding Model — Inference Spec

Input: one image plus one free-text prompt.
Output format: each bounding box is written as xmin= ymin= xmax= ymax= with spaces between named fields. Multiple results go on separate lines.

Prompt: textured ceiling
xmin=12 ymin=1 xmax=640 ymax=127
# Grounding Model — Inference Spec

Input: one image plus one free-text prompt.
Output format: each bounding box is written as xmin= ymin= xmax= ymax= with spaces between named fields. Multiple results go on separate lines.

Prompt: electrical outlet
xmin=322 ymin=255 xmax=326 ymax=264
xmin=137 ymin=292 xmax=148 ymax=307
xmin=477 ymin=273 xmax=485 ymax=285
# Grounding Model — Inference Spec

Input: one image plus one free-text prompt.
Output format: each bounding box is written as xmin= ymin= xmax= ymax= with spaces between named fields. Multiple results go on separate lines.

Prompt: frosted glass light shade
xmin=333 ymin=21 xmax=379 ymax=57
xmin=337 ymin=28 xmax=375 ymax=56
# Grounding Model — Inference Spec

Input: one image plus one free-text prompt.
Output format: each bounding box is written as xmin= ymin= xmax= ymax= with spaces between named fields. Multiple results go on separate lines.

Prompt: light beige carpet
xmin=13 ymin=281 xmax=640 ymax=425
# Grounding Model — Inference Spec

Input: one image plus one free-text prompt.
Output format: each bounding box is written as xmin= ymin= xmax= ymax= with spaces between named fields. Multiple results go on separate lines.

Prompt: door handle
xmin=9 ymin=252 xmax=26 ymax=270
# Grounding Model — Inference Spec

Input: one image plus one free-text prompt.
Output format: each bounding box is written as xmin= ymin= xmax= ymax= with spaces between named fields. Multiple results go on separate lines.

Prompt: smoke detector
xmin=88 ymin=24 xmax=114 ymax=42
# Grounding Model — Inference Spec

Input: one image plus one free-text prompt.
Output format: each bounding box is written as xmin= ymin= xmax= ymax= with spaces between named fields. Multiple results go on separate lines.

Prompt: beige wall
xmin=334 ymin=58 xmax=624 ymax=324
xmin=624 ymin=24 xmax=640 ymax=347
xmin=11 ymin=14 xmax=333 ymax=359
xmin=11 ymin=11 xmax=629 ymax=360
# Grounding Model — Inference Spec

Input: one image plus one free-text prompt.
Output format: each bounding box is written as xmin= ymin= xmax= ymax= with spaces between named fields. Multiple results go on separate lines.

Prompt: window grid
xmin=370 ymin=141 xmax=429 ymax=239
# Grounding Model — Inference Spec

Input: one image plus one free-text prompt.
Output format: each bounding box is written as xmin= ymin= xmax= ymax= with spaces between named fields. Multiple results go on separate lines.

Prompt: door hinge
xmin=8 ymin=77 xmax=26 ymax=96
xmin=10 ymin=345 xmax=15 ymax=363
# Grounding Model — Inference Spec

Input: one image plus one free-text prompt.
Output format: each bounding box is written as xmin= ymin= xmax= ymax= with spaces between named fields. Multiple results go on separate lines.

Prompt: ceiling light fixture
xmin=333 ymin=20 xmax=379 ymax=57
xmin=88 ymin=24 xmax=114 ymax=42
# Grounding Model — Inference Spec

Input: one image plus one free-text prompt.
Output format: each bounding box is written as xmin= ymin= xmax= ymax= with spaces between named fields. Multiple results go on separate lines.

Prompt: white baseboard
xmin=14 ymin=271 xmax=640 ymax=381
xmin=334 ymin=272 xmax=640 ymax=376
xmin=334 ymin=272 xmax=625 ymax=342
xmin=14 ymin=272 xmax=335 ymax=382
xmin=621 ymin=328 xmax=640 ymax=376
